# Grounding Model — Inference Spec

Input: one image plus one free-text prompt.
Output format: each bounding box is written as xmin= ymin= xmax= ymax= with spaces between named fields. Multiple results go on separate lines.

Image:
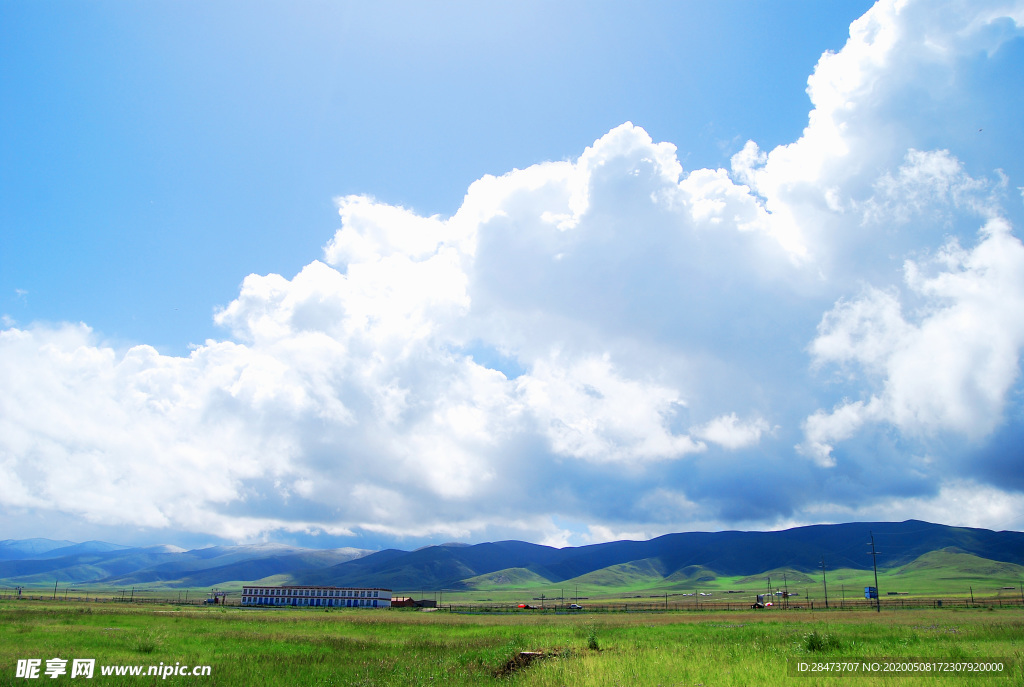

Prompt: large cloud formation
xmin=3 ymin=0 xmax=1024 ymax=546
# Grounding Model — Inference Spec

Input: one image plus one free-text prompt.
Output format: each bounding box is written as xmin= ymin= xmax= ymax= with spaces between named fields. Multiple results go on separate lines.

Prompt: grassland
xmin=1 ymin=599 xmax=1021 ymax=686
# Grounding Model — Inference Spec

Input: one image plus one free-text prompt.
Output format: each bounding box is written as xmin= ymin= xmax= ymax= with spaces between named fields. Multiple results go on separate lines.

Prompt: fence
xmin=0 ymin=594 xmax=213 ymax=605
xmin=3 ymin=594 xmax=1022 ymax=613
xmin=443 ymin=597 xmax=1024 ymax=614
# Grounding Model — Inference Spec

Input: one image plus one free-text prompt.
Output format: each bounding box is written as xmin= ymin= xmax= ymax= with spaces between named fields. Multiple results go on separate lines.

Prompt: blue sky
xmin=3 ymin=0 xmax=1024 ymax=551
xmin=2 ymin=0 xmax=870 ymax=354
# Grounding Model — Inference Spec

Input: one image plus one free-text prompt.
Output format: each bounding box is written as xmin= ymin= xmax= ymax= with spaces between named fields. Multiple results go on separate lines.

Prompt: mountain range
xmin=2 ymin=520 xmax=1022 ymax=591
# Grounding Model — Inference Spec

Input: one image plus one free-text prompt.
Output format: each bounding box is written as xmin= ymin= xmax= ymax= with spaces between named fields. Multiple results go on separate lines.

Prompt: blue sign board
xmin=864 ymin=586 xmax=878 ymax=599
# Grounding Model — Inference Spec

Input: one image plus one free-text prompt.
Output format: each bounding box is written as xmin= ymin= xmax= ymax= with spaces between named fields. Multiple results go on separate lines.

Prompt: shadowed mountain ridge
xmin=2 ymin=521 xmax=1022 ymax=590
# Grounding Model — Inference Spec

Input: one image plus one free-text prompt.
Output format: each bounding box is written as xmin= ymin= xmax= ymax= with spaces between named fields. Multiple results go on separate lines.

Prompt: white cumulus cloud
xmin=804 ymin=218 xmax=1024 ymax=464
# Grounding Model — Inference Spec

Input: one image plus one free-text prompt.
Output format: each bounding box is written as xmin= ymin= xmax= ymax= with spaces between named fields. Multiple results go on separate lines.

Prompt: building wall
xmin=240 ymin=585 xmax=392 ymax=608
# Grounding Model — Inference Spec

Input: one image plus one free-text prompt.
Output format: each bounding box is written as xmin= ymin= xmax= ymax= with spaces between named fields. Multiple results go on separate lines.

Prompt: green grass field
xmin=1 ymin=599 xmax=1021 ymax=686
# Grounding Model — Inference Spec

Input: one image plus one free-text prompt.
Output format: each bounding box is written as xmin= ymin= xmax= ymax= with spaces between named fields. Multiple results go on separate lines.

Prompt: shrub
xmin=803 ymin=629 xmax=841 ymax=652
xmin=129 ymin=630 xmax=163 ymax=654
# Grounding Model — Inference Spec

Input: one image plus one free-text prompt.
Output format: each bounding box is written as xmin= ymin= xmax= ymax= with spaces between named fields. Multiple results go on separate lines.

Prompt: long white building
xmin=241 ymin=585 xmax=391 ymax=608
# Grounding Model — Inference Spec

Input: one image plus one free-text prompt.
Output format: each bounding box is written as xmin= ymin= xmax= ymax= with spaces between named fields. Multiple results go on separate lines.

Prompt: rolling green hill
xmin=569 ymin=558 xmax=668 ymax=589
xmin=459 ymin=567 xmax=552 ymax=589
xmin=892 ymin=547 xmax=1024 ymax=578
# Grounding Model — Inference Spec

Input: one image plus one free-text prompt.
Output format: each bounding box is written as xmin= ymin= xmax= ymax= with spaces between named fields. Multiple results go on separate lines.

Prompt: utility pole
xmin=869 ymin=532 xmax=881 ymax=613
xmin=821 ymin=556 xmax=829 ymax=609
xmin=783 ymin=573 xmax=789 ymax=609
xmin=52 ymin=580 xmax=58 ymax=600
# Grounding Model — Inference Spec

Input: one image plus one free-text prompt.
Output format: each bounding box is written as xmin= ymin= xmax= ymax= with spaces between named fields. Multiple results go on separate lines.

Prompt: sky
xmin=2 ymin=0 xmax=1024 ymax=551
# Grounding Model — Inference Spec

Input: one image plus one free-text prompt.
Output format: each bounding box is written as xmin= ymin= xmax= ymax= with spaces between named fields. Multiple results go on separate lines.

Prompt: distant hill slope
xmin=0 ymin=539 xmax=76 ymax=560
xmin=2 ymin=521 xmax=1022 ymax=591
xmin=0 ymin=542 xmax=370 ymax=587
xmin=892 ymin=547 xmax=1024 ymax=580
xmin=35 ymin=541 xmax=134 ymax=559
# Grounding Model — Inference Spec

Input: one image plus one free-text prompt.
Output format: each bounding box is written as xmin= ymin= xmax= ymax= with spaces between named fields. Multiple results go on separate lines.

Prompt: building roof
xmin=243 ymin=584 xmax=392 ymax=591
